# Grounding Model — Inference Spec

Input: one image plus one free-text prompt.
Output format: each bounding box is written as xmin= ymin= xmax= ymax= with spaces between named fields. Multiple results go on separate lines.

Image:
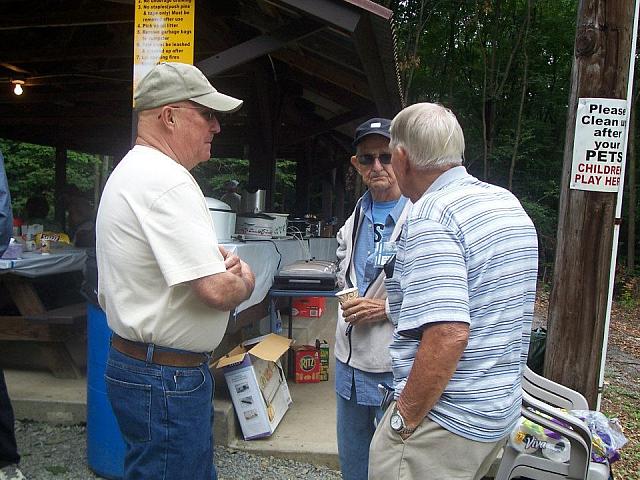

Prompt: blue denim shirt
xmin=0 ymin=151 xmax=13 ymax=257
xmin=336 ymin=192 xmax=407 ymax=406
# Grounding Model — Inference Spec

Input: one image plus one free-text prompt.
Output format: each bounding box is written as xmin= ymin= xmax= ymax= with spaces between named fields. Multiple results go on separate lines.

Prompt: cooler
xmin=87 ymin=303 xmax=125 ymax=479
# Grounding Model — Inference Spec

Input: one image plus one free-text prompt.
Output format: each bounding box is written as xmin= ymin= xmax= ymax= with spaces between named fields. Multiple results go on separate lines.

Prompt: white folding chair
xmin=495 ymin=366 xmax=610 ymax=480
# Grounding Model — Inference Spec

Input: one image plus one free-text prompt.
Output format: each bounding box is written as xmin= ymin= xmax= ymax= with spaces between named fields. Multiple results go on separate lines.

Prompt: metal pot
xmin=240 ymin=188 xmax=266 ymax=214
xmin=204 ymin=197 xmax=236 ymax=242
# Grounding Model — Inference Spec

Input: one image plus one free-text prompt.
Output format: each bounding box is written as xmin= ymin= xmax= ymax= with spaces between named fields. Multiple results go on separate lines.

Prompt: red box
xmin=292 ymin=297 xmax=326 ymax=318
xmin=293 ymin=345 xmax=320 ymax=383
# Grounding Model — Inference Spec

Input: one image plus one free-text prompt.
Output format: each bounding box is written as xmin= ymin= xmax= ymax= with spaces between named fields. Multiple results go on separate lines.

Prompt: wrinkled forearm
xmin=396 ymin=322 xmax=469 ymax=429
xmin=191 ymin=270 xmax=255 ymax=311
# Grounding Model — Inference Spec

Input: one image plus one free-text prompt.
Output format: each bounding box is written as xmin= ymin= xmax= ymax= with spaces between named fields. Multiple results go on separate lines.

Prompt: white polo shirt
xmin=96 ymin=145 xmax=228 ymax=352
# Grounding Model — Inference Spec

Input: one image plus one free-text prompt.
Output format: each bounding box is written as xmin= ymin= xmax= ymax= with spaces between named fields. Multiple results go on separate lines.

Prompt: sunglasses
xmin=356 ymin=153 xmax=392 ymax=165
xmin=162 ymin=105 xmax=218 ymax=121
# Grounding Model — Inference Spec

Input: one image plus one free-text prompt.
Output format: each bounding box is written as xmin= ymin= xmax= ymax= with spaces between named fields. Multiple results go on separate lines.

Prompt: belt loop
xmin=145 ymin=343 xmax=155 ymax=364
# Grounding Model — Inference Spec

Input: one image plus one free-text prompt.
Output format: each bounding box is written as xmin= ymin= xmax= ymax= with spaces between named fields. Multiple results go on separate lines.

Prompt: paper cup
xmin=335 ymin=287 xmax=359 ymax=306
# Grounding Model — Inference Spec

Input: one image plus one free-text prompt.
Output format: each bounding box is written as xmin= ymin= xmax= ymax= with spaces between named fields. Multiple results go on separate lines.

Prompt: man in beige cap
xmin=96 ymin=62 xmax=255 ymax=480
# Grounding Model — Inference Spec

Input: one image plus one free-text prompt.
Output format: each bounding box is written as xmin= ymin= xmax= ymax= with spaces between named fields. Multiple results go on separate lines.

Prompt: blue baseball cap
xmin=352 ymin=117 xmax=392 ymax=148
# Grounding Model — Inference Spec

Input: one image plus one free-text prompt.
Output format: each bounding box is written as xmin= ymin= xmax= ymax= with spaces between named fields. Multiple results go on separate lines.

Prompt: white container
xmin=205 ymin=197 xmax=236 ymax=242
xmin=235 ymin=213 xmax=275 ymax=239
xmin=264 ymin=213 xmax=289 ymax=238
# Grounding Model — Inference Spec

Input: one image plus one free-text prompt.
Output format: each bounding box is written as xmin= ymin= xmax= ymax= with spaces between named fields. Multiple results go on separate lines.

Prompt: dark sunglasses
xmin=160 ymin=105 xmax=217 ymax=121
xmin=356 ymin=153 xmax=392 ymax=165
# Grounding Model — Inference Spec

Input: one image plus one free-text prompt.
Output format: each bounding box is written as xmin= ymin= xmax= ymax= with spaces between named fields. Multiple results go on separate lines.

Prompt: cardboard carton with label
xmin=214 ymin=334 xmax=293 ymax=440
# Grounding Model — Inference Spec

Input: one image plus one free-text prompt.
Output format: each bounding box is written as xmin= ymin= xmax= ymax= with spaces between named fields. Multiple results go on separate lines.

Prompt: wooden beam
xmin=0 ymin=8 xmax=133 ymax=31
xmin=282 ymin=68 xmax=368 ymax=110
xmin=280 ymin=104 xmax=375 ymax=147
xmin=2 ymin=47 xmax=132 ymax=64
xmin=273 ymin=49 xmax=370 ymax=99
xmin=352 ymin=15 xmax=396 ymax=117
xmin=197 ymin=19 xmax=324 ymax=77
xmin=269 ymin=0 xmax=361 ymax=32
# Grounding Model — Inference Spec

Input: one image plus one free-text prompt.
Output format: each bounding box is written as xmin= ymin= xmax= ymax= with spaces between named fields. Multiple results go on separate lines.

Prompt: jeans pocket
xmin=166 ymin=366 xmax=207 ymax=396
xmin=105 ymin=375 xmax=152 ymax=443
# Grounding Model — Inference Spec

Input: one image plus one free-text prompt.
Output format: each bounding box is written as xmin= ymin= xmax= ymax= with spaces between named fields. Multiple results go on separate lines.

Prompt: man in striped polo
xmin=369 ymin=103 xmax=538 ymax=480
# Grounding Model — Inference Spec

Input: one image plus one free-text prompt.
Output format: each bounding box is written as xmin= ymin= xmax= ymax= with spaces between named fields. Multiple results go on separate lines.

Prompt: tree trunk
xmin=508 ymin=0 xmax=532 ymax=191
xmin=480 ymin=24 xmax=490 ymax=181
xmin=401 ymin=0 xmax=432 ymax=104
xmin=545 ymin=0 xmax=634 ymax=407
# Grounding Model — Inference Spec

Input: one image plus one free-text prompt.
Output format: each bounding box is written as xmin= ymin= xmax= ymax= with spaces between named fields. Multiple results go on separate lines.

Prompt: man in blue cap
xmin=334 ymin=118 xmax=411 ymax=480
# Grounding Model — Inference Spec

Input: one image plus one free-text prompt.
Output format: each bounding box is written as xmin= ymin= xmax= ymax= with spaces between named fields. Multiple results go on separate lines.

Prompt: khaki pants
xmin=368 ymin=402 xmax=505 ymax=480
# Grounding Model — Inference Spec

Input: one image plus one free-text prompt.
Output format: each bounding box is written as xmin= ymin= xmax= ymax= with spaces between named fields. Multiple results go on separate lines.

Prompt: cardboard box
xmin=291 ymin=297 xmax=326 ymax=318
xmin=292 ymin=345 xmax=320 ymax=383
xmin=318 ymin=340 xmax=329 ymax=382
xmin=214 ymin=334 xmax=293 ymax=440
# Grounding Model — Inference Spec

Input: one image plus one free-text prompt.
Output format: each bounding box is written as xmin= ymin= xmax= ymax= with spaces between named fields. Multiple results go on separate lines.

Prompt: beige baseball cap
xmin=133 ymin=62 xmax=243 ymax=113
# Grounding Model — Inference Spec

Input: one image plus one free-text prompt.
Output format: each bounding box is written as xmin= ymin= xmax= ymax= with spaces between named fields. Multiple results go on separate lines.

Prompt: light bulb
xmin=13 ymin=83 xmax=23 ymax=95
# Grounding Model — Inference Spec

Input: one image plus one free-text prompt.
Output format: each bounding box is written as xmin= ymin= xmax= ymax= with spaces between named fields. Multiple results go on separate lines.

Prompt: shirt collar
xmin=360 ymin=190 xmax=408 ymax=222
xmin=425 ymin=166 xmax=469 ymax=195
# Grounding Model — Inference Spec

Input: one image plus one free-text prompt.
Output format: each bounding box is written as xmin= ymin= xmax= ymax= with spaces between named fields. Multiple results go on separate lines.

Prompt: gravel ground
xmin=14 ymin=420 xmax=342 ymax=480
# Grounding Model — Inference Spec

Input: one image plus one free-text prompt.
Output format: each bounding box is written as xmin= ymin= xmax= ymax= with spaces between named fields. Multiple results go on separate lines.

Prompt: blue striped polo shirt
xmin=385 ymin=166 xmax=538 ymax=442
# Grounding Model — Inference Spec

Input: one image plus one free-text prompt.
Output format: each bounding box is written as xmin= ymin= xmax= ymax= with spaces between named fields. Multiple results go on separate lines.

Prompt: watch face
xmin=390 ymin=412 xmax=403 ymax=431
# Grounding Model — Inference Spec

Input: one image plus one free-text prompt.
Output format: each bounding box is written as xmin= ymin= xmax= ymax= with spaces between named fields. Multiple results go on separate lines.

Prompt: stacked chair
xmin=495 ymin=366 xmax=610 ymax=480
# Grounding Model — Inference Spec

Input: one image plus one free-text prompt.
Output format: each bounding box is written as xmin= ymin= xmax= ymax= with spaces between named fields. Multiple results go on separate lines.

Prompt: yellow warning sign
xmin=133 ymin=0 xmax=195 ymax=96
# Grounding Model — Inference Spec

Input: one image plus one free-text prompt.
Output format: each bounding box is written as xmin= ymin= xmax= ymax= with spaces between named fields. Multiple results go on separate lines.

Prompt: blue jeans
xmin=336 ymin=383 xmax=385 ymax=480
xmin=105 ymin=346 xmax=216 ymax=480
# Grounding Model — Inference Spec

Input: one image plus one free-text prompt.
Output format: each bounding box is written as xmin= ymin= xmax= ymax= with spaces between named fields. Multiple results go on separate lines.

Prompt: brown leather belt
xmin=111 ymin=335 xmax=208 ymax=367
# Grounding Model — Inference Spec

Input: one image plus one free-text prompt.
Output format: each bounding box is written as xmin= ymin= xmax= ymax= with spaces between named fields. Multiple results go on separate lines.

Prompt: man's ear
xmin=158 ymin=106 xmax=175 ymax=127
xmin=350 ymin=155 xmax=360 ymax=171
xmin=394 ymin=146 xmax=410 ymax=176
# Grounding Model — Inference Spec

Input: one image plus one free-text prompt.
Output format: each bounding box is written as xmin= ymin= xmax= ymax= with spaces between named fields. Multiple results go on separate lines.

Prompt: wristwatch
xmin=390 ymin=407 xmax=417 ymax=435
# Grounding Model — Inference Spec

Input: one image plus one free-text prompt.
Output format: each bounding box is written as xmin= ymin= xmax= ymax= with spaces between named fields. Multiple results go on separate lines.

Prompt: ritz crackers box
xmin=292 ymin=345 xmax=320 ymax=383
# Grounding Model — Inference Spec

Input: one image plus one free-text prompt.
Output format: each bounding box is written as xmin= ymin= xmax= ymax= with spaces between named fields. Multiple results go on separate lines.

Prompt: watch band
xmin=396 ymin=425 xmax=417 ymax=435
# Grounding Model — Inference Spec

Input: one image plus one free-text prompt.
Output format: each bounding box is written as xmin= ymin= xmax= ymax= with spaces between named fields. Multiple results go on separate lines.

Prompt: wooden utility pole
xmin=545 ymin=0 xmax=635 ymax=407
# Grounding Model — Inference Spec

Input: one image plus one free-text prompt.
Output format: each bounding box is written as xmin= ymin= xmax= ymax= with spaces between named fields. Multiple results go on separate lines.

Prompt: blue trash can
xmin=87 ymin=303 xmax=125 ymax=479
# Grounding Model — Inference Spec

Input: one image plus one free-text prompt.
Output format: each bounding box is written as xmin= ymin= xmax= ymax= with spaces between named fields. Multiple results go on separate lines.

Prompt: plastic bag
xmin=570 ymin=410 xmax=627 ymax=464
xmin=509 ymin=417 xmax=571 ymax=463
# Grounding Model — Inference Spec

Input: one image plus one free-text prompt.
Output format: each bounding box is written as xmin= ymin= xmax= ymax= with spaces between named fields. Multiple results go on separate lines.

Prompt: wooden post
xmin=545 ymin=0 xmax=634 ymax=407
xmin=54 ymin=145 xmax=67 ymax=229
xmin=294 ymin=143 xmax=313 ymax=217
xmin=335 ymin=163 xmax=345 ymax=227
xmin=247 ymin=66 xmax=276 ymax=210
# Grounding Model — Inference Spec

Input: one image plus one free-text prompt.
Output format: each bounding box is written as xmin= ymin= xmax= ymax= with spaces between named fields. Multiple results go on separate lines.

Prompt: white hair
xmin=390 ymin=103 xmax=465 ymax=169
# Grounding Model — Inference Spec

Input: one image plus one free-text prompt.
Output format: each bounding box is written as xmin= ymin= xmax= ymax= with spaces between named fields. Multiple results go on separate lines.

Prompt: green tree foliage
xmin=188 ymin=157 xmax=296 ymax=211
xmin=386 ymin=0 xmax=578 ymax=257
xmin=0 ymin=139 xmax=99 ymax=219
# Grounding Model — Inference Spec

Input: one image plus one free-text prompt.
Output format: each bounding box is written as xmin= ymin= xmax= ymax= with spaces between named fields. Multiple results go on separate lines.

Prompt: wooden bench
xmin=25 ymin=302 xmax=87 ymax=325
xmin=0 ymin=298 xmax=87 ymax=379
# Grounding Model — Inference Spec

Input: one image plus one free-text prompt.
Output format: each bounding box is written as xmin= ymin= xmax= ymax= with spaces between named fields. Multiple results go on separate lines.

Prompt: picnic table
xmin=0 ymin=249 xmax=88 ymax=378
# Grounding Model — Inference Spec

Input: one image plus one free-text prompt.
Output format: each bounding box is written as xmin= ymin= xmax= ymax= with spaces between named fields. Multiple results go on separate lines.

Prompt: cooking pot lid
xmin=204 ymin=197 xmax=232 ymax=211
xmin=237 ymin=213 xmax=275 ymax=220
